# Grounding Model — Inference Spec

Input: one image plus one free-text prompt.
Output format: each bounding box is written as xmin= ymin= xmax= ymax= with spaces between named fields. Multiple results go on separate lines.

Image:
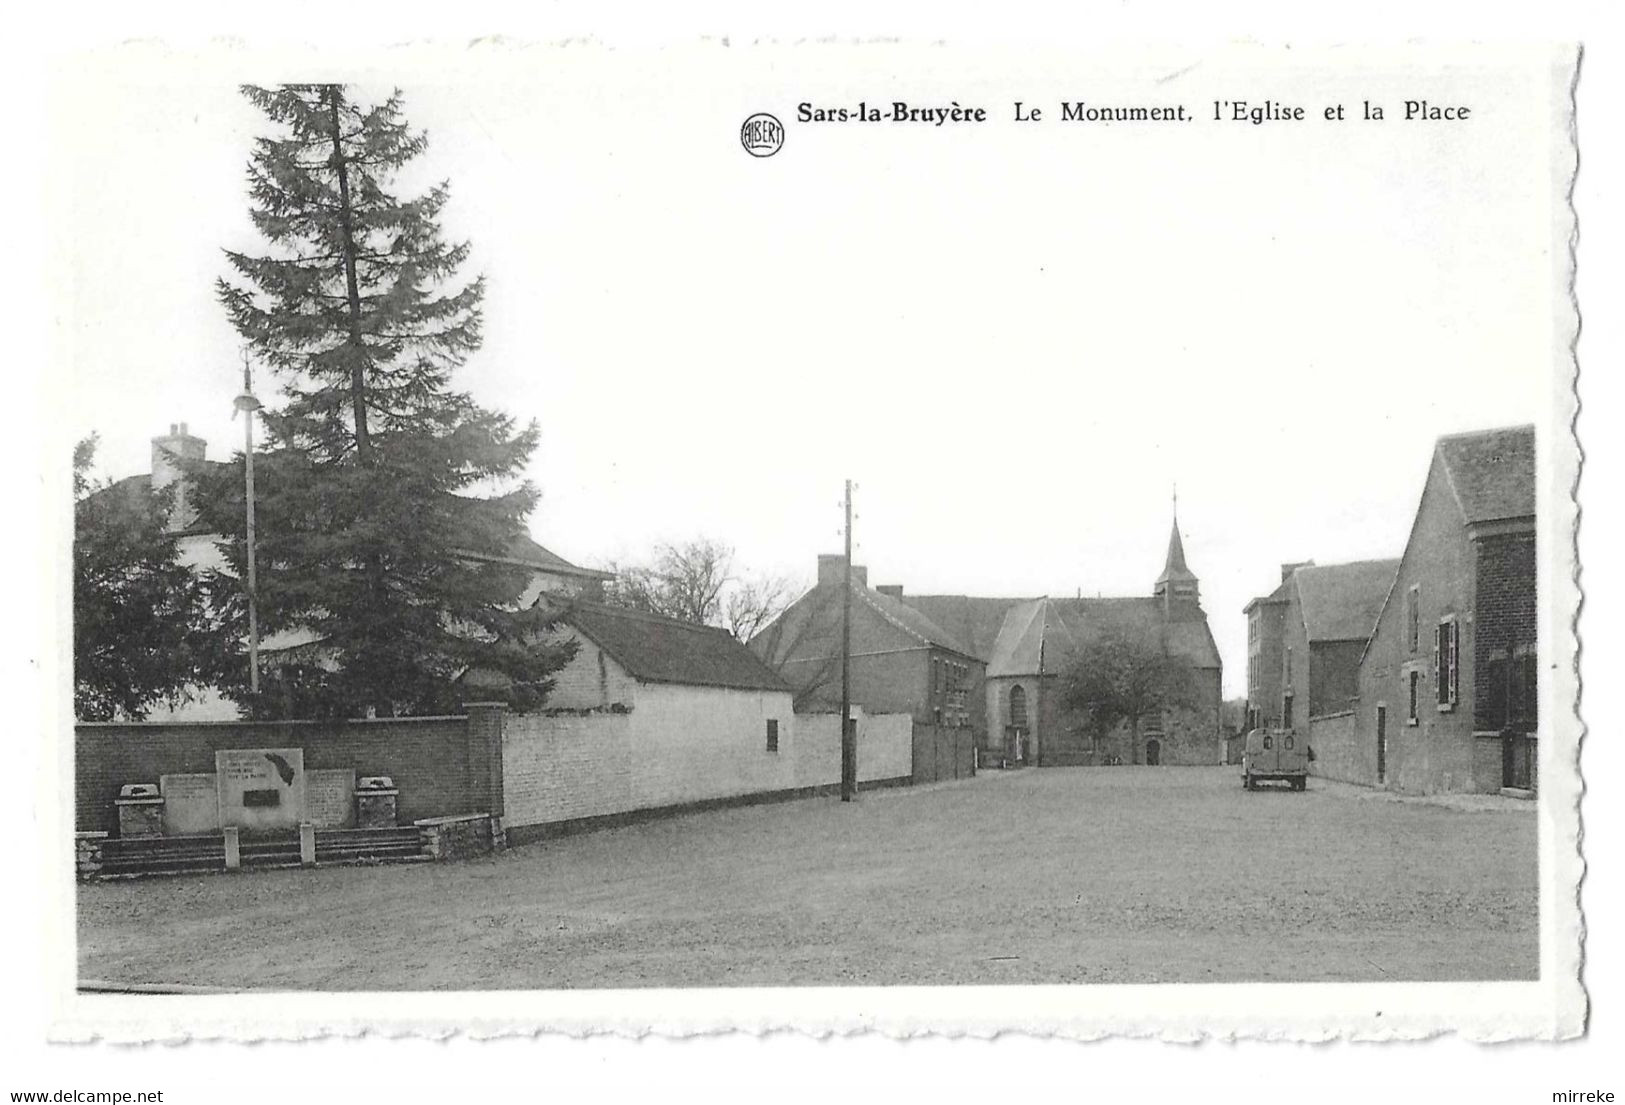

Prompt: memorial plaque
xmin=305 ymin=768 xmax=357 ymax=829
xmin=215 ymin=748 xmax=306 ymax=834
xmin=159 ymin=773 xmax=220 ymax=835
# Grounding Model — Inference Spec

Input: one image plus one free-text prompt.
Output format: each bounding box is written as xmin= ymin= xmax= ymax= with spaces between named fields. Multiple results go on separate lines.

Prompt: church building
xmin=892 ymin=514 xmax=1225 ymax=768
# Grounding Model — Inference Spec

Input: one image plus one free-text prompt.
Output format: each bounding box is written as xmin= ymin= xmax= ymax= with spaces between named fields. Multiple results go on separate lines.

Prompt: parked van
xmin=1242 ymin=728 xmax=1309 ymax=791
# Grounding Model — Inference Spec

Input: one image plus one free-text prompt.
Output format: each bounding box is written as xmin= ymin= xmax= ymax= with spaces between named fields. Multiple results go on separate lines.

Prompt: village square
xmin=70 ymin=82 xmax=1542 ymax=990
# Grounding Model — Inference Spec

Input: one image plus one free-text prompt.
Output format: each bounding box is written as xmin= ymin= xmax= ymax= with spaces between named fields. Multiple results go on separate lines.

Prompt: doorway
xmin=1376 ymin=705 xmax=1388 ymax=784
xmin=1146 ymin=738 xmax=1162 ymax=766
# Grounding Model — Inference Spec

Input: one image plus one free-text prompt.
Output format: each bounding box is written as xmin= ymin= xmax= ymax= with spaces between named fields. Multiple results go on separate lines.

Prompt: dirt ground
xmin=77 ymin=766 xmax=1538 ymax=989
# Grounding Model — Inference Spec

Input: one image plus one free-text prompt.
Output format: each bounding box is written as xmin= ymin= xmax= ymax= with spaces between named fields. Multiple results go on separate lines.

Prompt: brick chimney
xmin=150 ymin=422 xmax=206 ymax=530
xmin=816 ymin=554 xmax=867 ymax=590
xmin=1280 ymin=560 xmax=1314 ymax=583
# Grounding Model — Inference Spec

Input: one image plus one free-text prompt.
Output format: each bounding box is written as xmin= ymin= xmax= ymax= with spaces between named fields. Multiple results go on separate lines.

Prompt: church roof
xmin=899 ymin=594 xmax=1028 ymax=662
xmin=1155 ymin=516 xmax=1198 ymax=587
xmin=985 ymin=596 xmax=1221 ymax=677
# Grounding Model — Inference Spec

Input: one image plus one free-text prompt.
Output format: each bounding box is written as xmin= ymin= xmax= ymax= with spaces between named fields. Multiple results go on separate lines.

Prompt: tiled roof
xmin=855 ymin=586 xmax=978 ymax=659
xmin=898 ymin=595 xmax=1028 ymax=662
xmin=1437 ymin=425 xmax=1536 ymax=524
xmin=93 ymin=461 xmax=604 ymax=580
xmin=562 ymin=600 xmax=791 ymax=693
xmin=489 ymin=532 xmax=614 ymax=580
xmin=987 ymin=596 xmax=1222 ymax=676
xmin=1293 ymin=559 xmax=1401 ymax=642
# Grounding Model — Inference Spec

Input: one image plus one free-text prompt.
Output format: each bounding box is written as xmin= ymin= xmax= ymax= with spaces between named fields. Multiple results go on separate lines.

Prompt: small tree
xmin=1058 ymin=625 xmax=1198 ymax=765
xmin=602 ymin=538 xmax=794 ymax=640
xmin=73 ymin=435 xmax=214 ymax=721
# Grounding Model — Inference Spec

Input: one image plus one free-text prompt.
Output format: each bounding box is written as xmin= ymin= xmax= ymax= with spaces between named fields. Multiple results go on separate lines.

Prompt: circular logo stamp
xmin=740 ymin=113 xmax=784 ymax=157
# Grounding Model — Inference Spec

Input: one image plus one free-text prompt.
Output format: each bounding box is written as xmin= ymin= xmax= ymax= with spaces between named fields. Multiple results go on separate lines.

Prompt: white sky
xmin=52 ymin=44 xmax=1566 ymax=696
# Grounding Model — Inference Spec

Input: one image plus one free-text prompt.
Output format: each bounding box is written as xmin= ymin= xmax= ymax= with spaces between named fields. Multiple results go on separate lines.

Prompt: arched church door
xmin=1146 ymin=738 xmax=1162 ymax=766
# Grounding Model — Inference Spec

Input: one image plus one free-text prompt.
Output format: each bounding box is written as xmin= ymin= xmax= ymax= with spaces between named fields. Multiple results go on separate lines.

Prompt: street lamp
xmin=233 ymin=351 xmax=263 ymax=695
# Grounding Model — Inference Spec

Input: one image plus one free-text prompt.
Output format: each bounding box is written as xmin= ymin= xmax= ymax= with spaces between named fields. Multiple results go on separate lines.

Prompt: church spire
xmin=1154 ymin=494 xmax=1199 ymax=607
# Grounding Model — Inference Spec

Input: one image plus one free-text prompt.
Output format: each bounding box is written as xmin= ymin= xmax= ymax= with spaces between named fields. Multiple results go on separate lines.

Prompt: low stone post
xmin=299 ymin=821 xmax=316 ymax=867
xmin=74 ymin=831 xmax=107 ymax=881
xmin=223 ymin=826 xmax=241 ymax=871
xmin=114 ymin=784 xmax=165 ymax=838
xmin=355 ymin=776 xmax=399 ymax=829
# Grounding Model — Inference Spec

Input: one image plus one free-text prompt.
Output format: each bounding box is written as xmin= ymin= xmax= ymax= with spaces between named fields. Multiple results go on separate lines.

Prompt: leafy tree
xmin=1058 ymin=624 xmax=1198 ymax=765
xmin=73 ymin=435 xmax=214 ymax=720
xmin=201 ymin=84 xmax=573 ymax=718
xmin=602 ymin=538 xmax=795 ymax=640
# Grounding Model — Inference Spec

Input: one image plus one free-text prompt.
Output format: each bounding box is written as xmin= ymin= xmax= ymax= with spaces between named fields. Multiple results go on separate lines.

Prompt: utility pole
xmin=840 ymin=478 xmax=855 ymax=802
xmin=234 ymin=352 xmax=263 ymax=695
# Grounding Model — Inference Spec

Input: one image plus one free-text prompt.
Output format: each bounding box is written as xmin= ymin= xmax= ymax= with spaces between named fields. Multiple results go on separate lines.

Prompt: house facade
xmin=1321 ymin=426 xmax=1537 ymax=794
xmin=1244 ymin=558 xmax=1398 ymax=732
xmin=749 ymin=555 xmax=985 ymax=737
xmin=530 ymin=599 xmax=801 ymax=810
xmin=1242 ymin=562 xmax=1308 ymax=731
xmin=115 ymin=423 xmax=613 ymax=722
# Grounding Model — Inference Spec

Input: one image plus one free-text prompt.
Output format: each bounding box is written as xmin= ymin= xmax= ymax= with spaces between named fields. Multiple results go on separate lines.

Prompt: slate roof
xmin=1155 ymin=518 xmax=1198 ymax=587
xmin=986 ymin=596 xmax=1222 ymax=677
xmin=854 ymin=586 xmax=979 ymax=660
xmin=561 ymin=600 xmax=791 ymax=693
xmin=94 ymin=464 xmax=605 ymax=580
xmin=898 ymin=594 xmax=1028 ymax=662
xmin=478 ymin=532 xmax=614 ymax=580
xmin=1292 ymin=559 xmax=1401 ymax=643
xmin=1437 ymin=425 xmax=1536 ymax=524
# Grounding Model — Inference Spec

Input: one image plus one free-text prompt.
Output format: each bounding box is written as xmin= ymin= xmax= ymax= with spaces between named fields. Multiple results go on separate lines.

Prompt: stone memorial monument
xmin=305 ymin=768 xmax=358 ymax=829
xmin=215 ymin=748 xmax=306 ymax=835
xmin=159 ymin=773 xmax=221 ymax=835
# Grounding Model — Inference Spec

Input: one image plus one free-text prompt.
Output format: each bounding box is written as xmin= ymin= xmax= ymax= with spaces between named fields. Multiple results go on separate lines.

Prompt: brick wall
xmin=1474 ymin=531 xmax=1537 ymax=730
xmin=503 ymin=711 xmax=636 ymax=828
xmin=501 ymin=702 xmax=913 ymax=836
xmin=626 ymin=683 xmax=800 ymax=807
xmin=76 ymin=714 xmax=493 ymax=834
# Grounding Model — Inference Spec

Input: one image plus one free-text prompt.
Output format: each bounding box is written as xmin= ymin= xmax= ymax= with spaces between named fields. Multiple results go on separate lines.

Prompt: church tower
xmin=1154 ymin=504 xmax=1201 ymax=618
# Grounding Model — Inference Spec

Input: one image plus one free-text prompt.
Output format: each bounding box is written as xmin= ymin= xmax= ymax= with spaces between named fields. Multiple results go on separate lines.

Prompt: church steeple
xmin=1154 ymin=493 xmax=1200 ymax=612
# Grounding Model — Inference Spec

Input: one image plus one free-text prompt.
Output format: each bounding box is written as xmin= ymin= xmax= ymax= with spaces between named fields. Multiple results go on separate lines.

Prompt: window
xmin=1407 ymin=586 xmax=1421 ymax=653
xmin=1282 ymin=692 xmax=1294 ymax=728
xmin=1435 ymin=618 xmax=1459 ymax=708
xmin=765 ymin=719 xmax=779 ymax=753
xmin=1407 ymin=670 xmax=1420 ymax=725
xmin=1009 ymin=684 xmax=1028 ymax=728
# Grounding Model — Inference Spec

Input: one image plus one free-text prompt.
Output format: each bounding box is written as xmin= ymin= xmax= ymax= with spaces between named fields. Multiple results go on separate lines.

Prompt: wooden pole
xmin=840 ymin=479 xmax=855 ymax=802
xmin=236 ymin=354 xmax=262 ymax=696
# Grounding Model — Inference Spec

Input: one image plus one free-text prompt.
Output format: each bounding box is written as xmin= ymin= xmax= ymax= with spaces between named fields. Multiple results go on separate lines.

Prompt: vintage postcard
xmin=44 ymin=39 xmax=1580 ymax=1044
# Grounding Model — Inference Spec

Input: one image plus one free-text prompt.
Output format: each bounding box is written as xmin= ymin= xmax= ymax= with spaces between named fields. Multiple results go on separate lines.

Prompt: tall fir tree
xmin=203 ymin=84 xmax=573 ymax=718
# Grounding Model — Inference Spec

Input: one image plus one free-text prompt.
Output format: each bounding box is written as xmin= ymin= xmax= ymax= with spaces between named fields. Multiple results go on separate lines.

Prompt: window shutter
xmin=1433 ymin=625 xmax=1444 ymax=704
xmin=1448 ymin=622 xmax=1460 ymax=705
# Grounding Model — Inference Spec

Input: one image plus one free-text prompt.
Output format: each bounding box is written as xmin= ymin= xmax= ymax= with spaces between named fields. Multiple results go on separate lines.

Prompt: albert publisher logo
xmin=741 ymin=113 xmax=784 ymax=157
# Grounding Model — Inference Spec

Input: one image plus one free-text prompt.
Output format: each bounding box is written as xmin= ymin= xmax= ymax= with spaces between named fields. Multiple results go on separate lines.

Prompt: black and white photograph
xmin=7 ymin=8 xmax=1625 ymax=1101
